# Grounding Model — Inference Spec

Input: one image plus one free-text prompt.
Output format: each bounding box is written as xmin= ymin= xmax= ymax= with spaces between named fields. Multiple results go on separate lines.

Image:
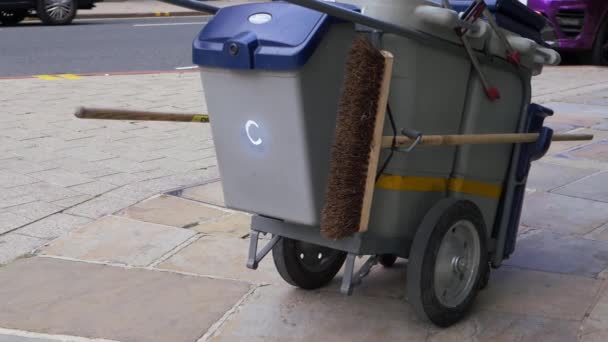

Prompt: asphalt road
xmin=0 ymin=16 xmax=210 ymax=77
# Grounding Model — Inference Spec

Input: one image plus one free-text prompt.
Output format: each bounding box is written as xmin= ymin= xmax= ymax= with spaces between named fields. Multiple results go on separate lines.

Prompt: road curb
xmin=76 ymin=11 xmax=210 ymax=19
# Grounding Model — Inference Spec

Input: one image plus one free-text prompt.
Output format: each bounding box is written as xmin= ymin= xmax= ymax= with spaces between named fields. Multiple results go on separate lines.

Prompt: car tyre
xmin=0 ymin=10 xmax=27 ymax=25
xmin=591 ymin=19 xmax=608 ymax=65
xmin=37 ymin=0 xmax=77 ymax=25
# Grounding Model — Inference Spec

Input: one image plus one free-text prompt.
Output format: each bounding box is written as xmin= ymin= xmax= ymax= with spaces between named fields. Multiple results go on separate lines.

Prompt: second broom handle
xmin=75 ymin=107 xmax=209 ymax=123
xmin=381 ymin=133 xmax=593 ymax=148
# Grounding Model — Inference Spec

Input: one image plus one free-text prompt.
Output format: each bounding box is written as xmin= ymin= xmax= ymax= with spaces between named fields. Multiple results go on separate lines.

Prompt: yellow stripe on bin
xmin=58 ymin=74 xmax=81 ymax=80
xmin=376 ymin=175 xmax=502 ymax=199
xmin=448 ymin=178 xmax=502 ymax=199
xmin=376 ymin=175 xmax=448 ymax=193
xmin=35 ymin=75 xmax=61 ymax=80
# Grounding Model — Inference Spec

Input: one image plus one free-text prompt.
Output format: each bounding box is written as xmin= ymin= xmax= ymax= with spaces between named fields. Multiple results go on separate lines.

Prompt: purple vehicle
xmin=525 ymin=0 xmax=608 ymax=65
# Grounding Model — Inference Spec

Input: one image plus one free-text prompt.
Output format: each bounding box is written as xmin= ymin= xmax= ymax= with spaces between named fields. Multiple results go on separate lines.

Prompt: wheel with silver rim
xmin=37 ymin=0 xmax=76 ymax=25
xmin=406 ymin=199 xmax=488 ymax=327
xmin=272 ymin=237 xmax=346 ymax=290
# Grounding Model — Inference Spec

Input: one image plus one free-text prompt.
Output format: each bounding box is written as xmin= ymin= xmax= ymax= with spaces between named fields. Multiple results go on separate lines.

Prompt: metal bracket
xmin=340 ymin=254 xmax=380 ymax=295
xmin=395 ymin=128 xmax=422 ymax=153
xmin=247 ymin=230 xmax=281 ymax=270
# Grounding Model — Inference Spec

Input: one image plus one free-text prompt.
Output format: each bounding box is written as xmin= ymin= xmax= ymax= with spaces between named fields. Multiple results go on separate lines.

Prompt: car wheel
xmin=0 ymin=10 xmax=27 ymax=25
xmin=591 ymin=19 xmax=608 ymax=65
xmin=37 ymin=0 xmax=77 ymax=25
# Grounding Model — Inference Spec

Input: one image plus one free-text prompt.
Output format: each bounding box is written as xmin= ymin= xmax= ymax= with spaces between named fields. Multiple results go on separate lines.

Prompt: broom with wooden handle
xmin=319 ymin=36 xmax=594 ymax=240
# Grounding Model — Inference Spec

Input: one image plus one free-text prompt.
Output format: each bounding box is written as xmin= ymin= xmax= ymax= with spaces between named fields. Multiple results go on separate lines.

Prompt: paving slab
xmin=425 ymin=310 xmax=580 ymax=342
xmin=67 ymin=181 xmax=119 ymax=197
xmin=0 ymin=170 xmax=37 ymax=188
xmin=173 ymin=180 xmax=225 ymax=207
xmin=210 ymin=282 xmax=580 ymax=342
xmin=191 ymin=212 xmax=251 ymax=237
xmin=17 ymin=213 xmax=92 ymax=240
xmin=209 ymin=284 xmax=429 ymax=342
xmin=553 ymin=171 xmax=608 ymax=203
xmin=505 ymin=230 xmax=608 ymax=277
xmin=0 ymin=257 xmax=251 ymax=342
xmin=543 ymin=102 xmax=608 ymax=118
xmin=475 ymin=266 xmax=601 ymax=321
xmin=63 ymin=194 xmax=137 ymax=219
xmin=118 ymin=194 xmax=226 ymax=228
xmin=6 ymin=201 xmax=64 ymax=221
xmin=29 ymin=169 xmax=93 ymax=187
xmin=0 ymin=335 xmax=58 ymax=342
xmin=0 ymin=233 xmax=45 ymax=265
xmin=582 ymin=281 xmax=608 ymax=342
xmin=41 ymin=216 xmax=195 ymax=267
xmin=158 ymin=235 xmax=281 ymax=284
xmin=593 ymin=121 xmax=608 ymax=131
xmin=586 ymin=223 xmax=608 ymax=241
xmin=521 ymin=192 xmax=608 ymax=235
xmin=526 ymin=161 xmax=597 ymax=192
xmin=0 ymin=212 xmax=31 ymax=234
xmin=563 ymin=141 xmax=608 ymax=162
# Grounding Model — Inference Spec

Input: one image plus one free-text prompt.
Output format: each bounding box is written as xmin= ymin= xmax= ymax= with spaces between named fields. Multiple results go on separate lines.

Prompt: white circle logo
xmin=248 ymin=13 xmax=272 ymax=25
xmin=245 ymin=120 xmax=262 ymax=146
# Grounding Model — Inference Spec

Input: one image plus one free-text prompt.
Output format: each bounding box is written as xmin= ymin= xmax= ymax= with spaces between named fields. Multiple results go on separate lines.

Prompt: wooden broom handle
xmin=75 ymin=107 xmax=593 ymax=146
xmin=75 ymin=107 xmax=209 ymax=123
xmin=381 ymin=132 xmax=593 ymax=148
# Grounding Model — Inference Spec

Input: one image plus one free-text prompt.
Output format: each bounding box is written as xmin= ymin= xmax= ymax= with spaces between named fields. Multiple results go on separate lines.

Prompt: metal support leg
xmin=247 ymin=230 xmax=281 ymax=270
xmin=340 ymin=253 xmax=357 ymax=295
xmin=340 ymin=254 xmax=381 ymax=296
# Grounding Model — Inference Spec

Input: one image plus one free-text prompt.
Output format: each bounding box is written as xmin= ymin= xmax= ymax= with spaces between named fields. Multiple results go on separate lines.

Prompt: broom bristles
xmin=320 ymin=36 xmax=387 ymax=240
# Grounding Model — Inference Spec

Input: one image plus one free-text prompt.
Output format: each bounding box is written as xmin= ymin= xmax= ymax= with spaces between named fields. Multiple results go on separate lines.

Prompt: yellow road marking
xmin=376 ymin=175 xmax=502 ymax=199
xmin=58 ymin=74 xmax=81 ymax=80
xmin=35 ymin=75 xmax=61 ymax=80
xmin=154 ymin=11 xmax=171 ymax=16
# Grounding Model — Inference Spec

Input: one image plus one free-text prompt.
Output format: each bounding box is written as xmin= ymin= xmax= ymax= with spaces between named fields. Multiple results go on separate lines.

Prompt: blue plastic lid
xmin=192 ymin=2 xmax=357 ymax=71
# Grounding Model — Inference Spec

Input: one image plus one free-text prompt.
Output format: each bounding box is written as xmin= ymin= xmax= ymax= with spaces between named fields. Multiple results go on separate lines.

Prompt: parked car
xmin=525 ymin=0 xmax=608 ymax=65
xmin=0 ymin=0 xmax=100 ymax=25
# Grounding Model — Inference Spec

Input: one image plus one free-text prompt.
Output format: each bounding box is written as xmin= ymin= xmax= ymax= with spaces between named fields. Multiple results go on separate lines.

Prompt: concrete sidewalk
xmin=0 ymin=66 xmax=608 ymax=341
xmin=77 ymin=0 xmax=267 ymax=19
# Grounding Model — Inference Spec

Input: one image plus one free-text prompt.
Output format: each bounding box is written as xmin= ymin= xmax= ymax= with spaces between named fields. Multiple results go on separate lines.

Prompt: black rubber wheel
xmin=272 ymin=237 xmax=347 ymax=290
xmin=379 ymin=254 xmax=397 ymax=268
xmin=478 ymin=261 xmax=491 ymax=290
xmin=37 ymin=0 xmax=77 ymax=25
xmin=590 ymin=18 xmax=608 ymax=65
xmin=406 ymin=199 xmax=488 ymax=327
xmin=0 ymin=10 xmax=27 ymax=25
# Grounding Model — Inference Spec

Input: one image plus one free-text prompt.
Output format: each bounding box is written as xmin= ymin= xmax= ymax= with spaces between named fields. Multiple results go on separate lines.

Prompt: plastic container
xmin=194 ymin=2 xmax=356 ymax=226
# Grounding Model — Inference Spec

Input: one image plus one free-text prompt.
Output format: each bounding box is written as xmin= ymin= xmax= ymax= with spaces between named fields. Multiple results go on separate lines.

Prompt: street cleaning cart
xmin=71 ymin=0 xmax=588 ymax=327
xmin=190 ymin=0 xmax=567 ymax=326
